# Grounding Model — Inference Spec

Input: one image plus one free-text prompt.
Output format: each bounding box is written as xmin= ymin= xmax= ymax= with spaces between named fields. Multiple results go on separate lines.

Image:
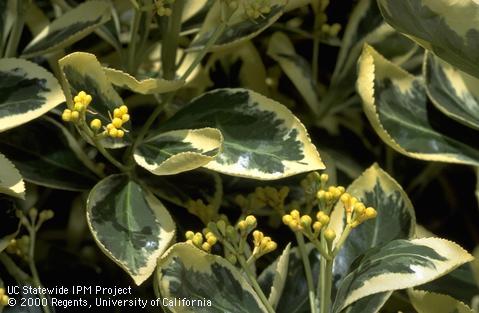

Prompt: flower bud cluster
xmin=185 ymin=199 xmax=216 ymax=225
xmin=62 ymin=91 xmax=92 ymax=122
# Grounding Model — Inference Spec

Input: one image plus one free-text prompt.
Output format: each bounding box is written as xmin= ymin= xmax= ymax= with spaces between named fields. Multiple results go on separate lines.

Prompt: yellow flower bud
xmin=324 ymin=191 xmax=333 ymax=202
xmin=354 ymin=203 xmax=366 ymax=215
xmin=74 ymin=95 xmax=81 ymax=103
xmin=282 ymin=214 xmax=293 ymax=225
xmin=245 ymin=215 xmax=257 ymax=227
xmin=337 ymin=186 xmax=345 ymax=193
xmin=265 ymin=241 xmax=277 ymax=253
xmin=185 ymin=231 xmax=194 ymax=240
xmin=78 ymin=91 xmax=87 ymax=98
xmin=112 ymin=117 xmax=123 ymax=128
xmin=289 ymin=220 xmax=300 ymax=231
xmin=120 ymin=105 xmax=128 ymax=114
xmin=320 ymin=173 xmax=329 ymax=183
xmin=324 ymin=228 xmax=336 ymax=242
xmin=365 ymin=207 xmax=377 ymax=219
xmin=317 ymin=190 xmax=325 ymax=200
xmin=192 ymin=233 xmax=203 ymax=246
xmin=207 ymin=236 xmax=217 ymax=246
xmin=113 ymin=108 xmax=122 ymax=118
xmin=62 ymin=109 xmax=72 ymax=122
xmin=290 ymin=209 xmax=300 ymax=219
xmin=253 ymin=230 xmax=264 ymax=246
xmin=300 ymin=215 xmax=312 ymax=228
xmin=85 ymin=94 xmax=92 ymax=105
xmin=90 ymin=119 xmax=102 ymax=130
xmin=122 ymin=114 xmax=130 ymax=123
xmin=0 ymin=288 xmax=4 ymax=297
xmin=316 ymin=211 xmax=330 ymax=225
xmin=106 ymin=123 xmax=114 ymax=130
xmin=109 ymin=128 xmax=118 ymax=137
xmin=1 ymin=294 xmax=9 ymax=306
xmin=202 ymin=242 xmax=211 ymax=252
xmin=237 ymin=220 xmax=247 ymax=231
xmin=116 ymin=129 xmax=125 ymax=138
xmin=340 ymin=193 xmax=350 ymax=203
xmin=71 ymin=111 xmax=80 ymax=121
xmin=313 ymin=221 xmax=322 ymax=232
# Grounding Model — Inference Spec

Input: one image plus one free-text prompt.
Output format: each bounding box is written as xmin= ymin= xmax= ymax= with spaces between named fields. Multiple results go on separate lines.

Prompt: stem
xmin=311 ymin=0 xmax=323 ymax=83
xmin=237 ymin=255 xmax=275 ymax=313
xmin=320 ymin=256 xmax=333 ymax=313
xmin=296 ymin=233 xmax=318 ymax=313
xmin=27 ymin=226 xmax=51 ymax=313
xmin=161 ymin=0 xmax=185 ymax=80
xmin=5 ymin=1 xmax=26 ymax=57
xmin=0 ymin=253 xmax=31 ymax=283
xmin=127 ymin=7 xmax=142 ymax=73
xmin=332 ymin=225 xmax=352 ymax=257
xmin=130 ymin=21 xmax=227 ymax=156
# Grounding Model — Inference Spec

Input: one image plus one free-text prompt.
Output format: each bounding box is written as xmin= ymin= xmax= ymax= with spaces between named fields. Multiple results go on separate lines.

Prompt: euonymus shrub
xmin=0 ymin=0 xmax=476 ymax=313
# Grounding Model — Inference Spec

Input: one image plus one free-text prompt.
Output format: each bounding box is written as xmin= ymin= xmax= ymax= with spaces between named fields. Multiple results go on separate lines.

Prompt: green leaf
xmin=0 ymin=118 xmax=97 ymax=191
xmin=59 ymin=52 xmax=130 ymax=148
xmin=143 ymin=169 xmax=222 ymax=212
xmin=0 ymin=152 xmax=24 ymax=199
xmin=329 ymin=163 xmax=416 ymax=313
xmin=424 ymin=52 xmax=479 ymax=130
xmin=103 ymin=67 xmax=184 ymax=95
xmin=332 ymin=238 xmax=473 ymax=312
xmin=267 ymin=32 xmax=320 ymax=115
xmin=22 ymin=1 xmax=111 ymax=58
xmin=408 ymin=289 xmax=475 ymax=313
xmin=358 ymin=44 xmax=479 ymax=166
xmin=157 ymin=243 xmax=268 ymax=313
xmin=87 ymin=174 xmax=175 ymax=285
xmin=134 ymin=128 xmax=223 ymax=176
xmin=330 ymin=163 xmax=416 ymax=283
xmin=158 ymin=88 xmax=324 ymax=179
xmin=0 ymin=196 xmax=20 ymax=253
xmin=377 ymin=0 xmax=479 ymax=79
xmin=0 ymin=0 xmax=15 ymax=51
xmin=191 ymin=0 xmax=287 ymax=51
xmin=0 ymin=58 xmax=65 ymax=132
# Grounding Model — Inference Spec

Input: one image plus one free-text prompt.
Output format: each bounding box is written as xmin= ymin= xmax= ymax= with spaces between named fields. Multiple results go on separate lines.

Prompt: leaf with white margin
xmin=157 ymin=243 xmax=268 ymax=313
xmin=258 ymin=243 xmax=320 ymax=313
xmin=190 ymin=0 xmax=287 ymax=51
xmin=59 ymin=52 xmax=130 ymax=148
xmin=103 ymin=67 xmax=184 ymax=95
xmin=332 ymin=238 xmax=473 ymax=312
xmin=408 ymin=289 xmax=475 ymax=313
xmin=87 ymin=174 xmax=175 ymax=285
xmin=22 ymin=1 xmax=111 ymax=58
xmin=0 ymin=58 xmax=65 ymax=132
xmin=267 ymin=32 xmax=320 ymax=115
xmin=358 ymin=44 xmax=479 ymax=166
xmin=329 ymin=163 xmax=416 ymax=313
xmin=0 ymin=153 xmax=25 ymax=199
xmin=134 ymin=128 xmax=223 ymax=176
xmin=0 ymin=118 xmax=97 ymax=191
xmin=157 ymin=88 xmax=324 ymax=180
xmin=424 ymin=52 xmax=479 ymax=130
xmin=257 ymin=244 xmax=290 ymax=309
xmin=377 ymin=0 xmax=479 ymax=79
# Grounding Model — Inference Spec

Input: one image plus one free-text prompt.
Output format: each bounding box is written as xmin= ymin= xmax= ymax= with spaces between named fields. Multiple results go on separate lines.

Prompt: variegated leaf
xmin=408 ymin=289 xmax=475 ymax=313
xmin=143 ymin=169 xmax=222 ymax=212
xmin=0 ymin=58 xmax=65 ymax=132
xmin=0 ymin=197 xmax=20 ymax=254
xmin=424 ymin=52 xmax=479 ymax=130
xmin=87 ymin=174 xmax=175 ymax=285
xmin=22 ymin=1 xmax=111 ymax=58
xmin=358 ymin=45 xmax=479 ymax=166
xmin=59 ymin=52 xmax=130 ymax=148
xmin=267 ymin=32 xmax=320 ymax=115
xmin=329 ymin=163 xmax=416 ymax=313
xmin=157 ymin=88 xmax=324 ymax=179
xmin=0 ymin=118 xmax=97 ymax=191
xmin=157 ymin=243 xmax=268 ymax=313
xmin=103 ymin=67 xmax=184 ymax=95
xmin=332 ymin=238 xmax=473 ymax=312
xmin=257 ymin=244 xmax=290 ymax=309
xmin=0 ymin=152 xmax=24 ymax=199
xmin=134 ymin=128 xmax=223 ymax=176
xmin=258 ymin=243 xmax=320 ymax=313
xmin=190 ymin=0 xmax=287 ymax=51
xmin=377 ymin=0 xmax=479 ymax=79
